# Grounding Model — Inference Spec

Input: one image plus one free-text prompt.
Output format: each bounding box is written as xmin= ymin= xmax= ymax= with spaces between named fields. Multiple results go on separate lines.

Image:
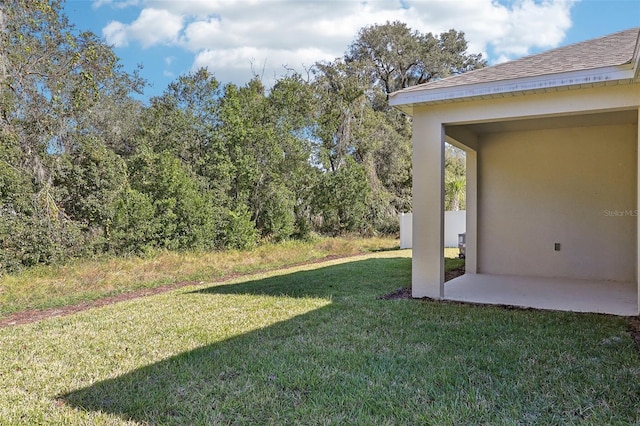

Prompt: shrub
xmin=222 ymin=205 xmax=258 ymax=250
xmin=110 ymin=150 xmax=221 ymax=254
xmin=0 ymin=205 xmax=89 ymax=275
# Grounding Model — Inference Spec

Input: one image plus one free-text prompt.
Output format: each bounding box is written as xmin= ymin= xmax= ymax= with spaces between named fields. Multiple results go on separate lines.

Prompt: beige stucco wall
xmin=478 ymin=123 xmax=638 ymax=281
xmin=408 ymin=84 xmax=639 ymax=305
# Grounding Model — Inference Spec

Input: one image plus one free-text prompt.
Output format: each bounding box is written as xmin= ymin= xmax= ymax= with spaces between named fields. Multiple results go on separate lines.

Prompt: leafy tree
xmin=134 ymin=70 xmax=315 ymax=245
xmin=311 ymin=58 xmax=411 ymax=231
xmin=108 ymin=146 xmax=224 ymax=256
xmin=109 ymin=188 xmax=157 ymax=255
xmin=0 ymin=131 xmax=32 ymax=214
xmin=345 ymin=21 xmax=481 ymax=217
xmin=265 ymin=73 xmax=319 ymax=238
xmin=81 ymin=95 xmax=144 ymax=158
xmin=135 ymin=70 xmax=267 ymax=248
xmin=308 ymin=21 xmax=483 ymax=232
xmin=0 ymin=132 xmax=90 ymax=273
xmin=54 ymin=136 xmax=128 ymax=233
xmin=347 ymin=21 xmax=487 ymax=94
xmin=372 ymin=110 xmax=412 ymax=214
xmin=217 ymin=75 xmax=316 ymax=241
xmin=0 ymin=205 xmax=88 ymax=272
xmin=445 ymin=144 xmax=466 ymax=211
xmin=445 ymin=178 xmax=466 ymax=211
xmin=0 ymin=7 xmax=486 ymax=273
xmin=0 ymin=0 xmax=143 ymax=271
xmin=312 ymin=60 xmax=368 ymax=172
xmin=121 ymin=149 xmax=221 ymax=252
xmin=136 ymin=68 xmax=232 ymax=214
xmin=0 ymin=0 xmax=143 ymax=184
xmin=222 ymin=205 xmax=258 ymax=250
xmin=140 ymin=69 xmax=223 ymax=169
xmin=312 ymin=158 xmax=371 ymax=235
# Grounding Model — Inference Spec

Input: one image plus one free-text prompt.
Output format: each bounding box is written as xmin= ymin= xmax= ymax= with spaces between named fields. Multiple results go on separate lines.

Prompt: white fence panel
xmin=399 ymin=212 xmax=412 ymax=249
xmin=445 ymin=210 xmax=466 ymax=247
xmin=399 ymin=211 xmax=466 ymax=249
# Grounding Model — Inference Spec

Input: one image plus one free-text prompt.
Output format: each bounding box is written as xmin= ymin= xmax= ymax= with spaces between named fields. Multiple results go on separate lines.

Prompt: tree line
xmin=0 ymin=0 xmax=484 ymax=274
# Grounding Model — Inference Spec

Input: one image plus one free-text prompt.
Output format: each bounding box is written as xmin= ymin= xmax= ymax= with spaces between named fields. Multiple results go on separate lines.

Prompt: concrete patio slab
xmin=445 ymin=274 xmax=638 ymax=316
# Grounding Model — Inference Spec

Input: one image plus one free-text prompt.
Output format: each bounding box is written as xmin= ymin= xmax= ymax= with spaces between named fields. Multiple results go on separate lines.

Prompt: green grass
xmin=0 ymin=236 xmax=397 ymax=318
xmin=1 ymin=250 xmax=639 ymax=425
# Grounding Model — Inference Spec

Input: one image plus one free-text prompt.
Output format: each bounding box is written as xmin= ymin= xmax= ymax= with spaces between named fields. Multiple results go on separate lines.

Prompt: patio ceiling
xmin=448 ymin=109 xmax=639 ymax=136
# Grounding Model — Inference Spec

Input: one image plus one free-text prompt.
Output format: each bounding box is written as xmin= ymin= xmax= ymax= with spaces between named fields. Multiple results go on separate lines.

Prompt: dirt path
xmin=0 ymin=280 xmax=204 ymax=328
xmin=0 ymin=254 xmax=350 ymax=328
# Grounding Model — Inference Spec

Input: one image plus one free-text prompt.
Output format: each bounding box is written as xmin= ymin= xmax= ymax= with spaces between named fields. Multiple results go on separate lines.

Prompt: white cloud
xmin=398 ymin=0 xmax=575 ymax=60
xmin=103 ymin=21 xmax=129 ymax=47
xmin=92 ymin=0 xmax=141 ymax=9
xmin=193 ymin=46 xmax=335 ymax=87
xmin=494 ymin=54 xmax=512 ymax=65
xmin=483 ymin=0 xmax=574 ymax=57
xmin=92 ymin=0 xmax=111 ymax=8
xmin=133 ymin=8 xmax=183 ymax=47
xmin=100 ymin=0 xmax=577 ymax=85
xmin=103 ymin=8 xmax=183 ymax=48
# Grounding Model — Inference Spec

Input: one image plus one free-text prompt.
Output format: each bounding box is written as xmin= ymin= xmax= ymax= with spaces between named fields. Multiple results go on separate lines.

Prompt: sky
xmin=62 ymin=0 xmax=640 ymax=102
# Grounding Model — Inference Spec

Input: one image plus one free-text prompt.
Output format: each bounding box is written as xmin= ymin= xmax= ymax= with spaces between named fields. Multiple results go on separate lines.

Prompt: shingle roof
xmin=398 ymin=27 xmax=640 ymax=94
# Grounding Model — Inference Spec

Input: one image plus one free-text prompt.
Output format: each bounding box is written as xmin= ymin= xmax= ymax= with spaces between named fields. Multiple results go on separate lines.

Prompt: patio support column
xmin=465 ymin=148 xmax=478 ymax=274
xmin=412 ymin=115 xmax=445 ymax=298
xmin=637 ymin=107 xmax=640 ymax=315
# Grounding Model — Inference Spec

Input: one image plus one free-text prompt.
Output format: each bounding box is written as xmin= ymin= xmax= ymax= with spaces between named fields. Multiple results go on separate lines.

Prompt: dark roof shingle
xmin=400 ymin=27 xmax=640 ymax=93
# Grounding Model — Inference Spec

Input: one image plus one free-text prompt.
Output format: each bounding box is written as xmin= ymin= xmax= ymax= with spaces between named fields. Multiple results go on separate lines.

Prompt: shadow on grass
xmin=60 ymin=257 xmax=414 ymax=424
xmin=59 ymin=256 xmax=639 ymax=424
xmin=192 ymin=257 xmax=410 ymax=299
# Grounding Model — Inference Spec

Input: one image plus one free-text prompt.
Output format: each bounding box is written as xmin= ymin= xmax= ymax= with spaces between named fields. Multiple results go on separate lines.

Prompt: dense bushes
xmin=0 ymin=2 xmax=481 ymax=275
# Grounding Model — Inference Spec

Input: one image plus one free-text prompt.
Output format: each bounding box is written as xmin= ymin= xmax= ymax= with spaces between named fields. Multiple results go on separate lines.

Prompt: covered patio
xmin=445 ymin=274 xmax=637 ymax=316
xmin=390 ymin=28 xmax=640 ymax=316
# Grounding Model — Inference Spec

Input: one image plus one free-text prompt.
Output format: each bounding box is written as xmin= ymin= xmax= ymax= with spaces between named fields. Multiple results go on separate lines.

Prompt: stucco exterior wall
xmin=478 ymin=123 xmax=637 ymax=282
xmin=407 ymin=84 xmax=639 ymax=306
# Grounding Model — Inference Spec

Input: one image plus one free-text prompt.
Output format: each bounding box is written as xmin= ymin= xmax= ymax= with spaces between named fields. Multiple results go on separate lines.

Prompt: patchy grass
xmin=1 ymin=250 xmax=639 ymax=425
xmin=445 ymin=257 xmax=465 ymax=271
xmin=0 ymin=236 xmax=397 ymax=319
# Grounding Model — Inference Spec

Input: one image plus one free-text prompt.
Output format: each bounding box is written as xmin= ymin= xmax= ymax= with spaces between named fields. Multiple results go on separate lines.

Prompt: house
xmin=389 ymin=28 xmax=640 ymax=315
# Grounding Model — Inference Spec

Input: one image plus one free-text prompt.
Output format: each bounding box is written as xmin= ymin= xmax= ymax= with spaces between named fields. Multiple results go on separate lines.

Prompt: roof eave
xmin=389 ymin=65 xmax=638 ymax=117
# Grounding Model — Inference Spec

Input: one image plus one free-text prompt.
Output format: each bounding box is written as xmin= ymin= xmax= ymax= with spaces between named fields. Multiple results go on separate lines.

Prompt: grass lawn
xmin=0 ymin=236 xmax=397 ymax=319
xmin=1 ymin=249 xmax=639 ymax=424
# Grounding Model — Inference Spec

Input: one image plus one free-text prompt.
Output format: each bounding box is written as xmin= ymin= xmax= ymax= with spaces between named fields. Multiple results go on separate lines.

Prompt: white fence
xmin=399 ymin=211 xmax=466 ymax=249
xmin=444 ymin=210 xmax=466 ymax=247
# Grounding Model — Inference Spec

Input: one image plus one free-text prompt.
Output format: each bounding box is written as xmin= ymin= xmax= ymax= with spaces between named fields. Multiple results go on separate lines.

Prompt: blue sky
xmin=63 ymin=0 xmax=640 ymax=102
